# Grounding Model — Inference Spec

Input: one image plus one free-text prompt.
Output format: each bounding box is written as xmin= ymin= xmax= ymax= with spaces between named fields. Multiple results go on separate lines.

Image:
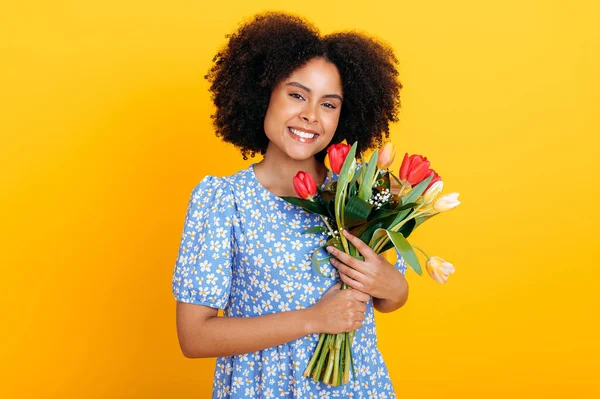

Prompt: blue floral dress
xmin=172 ymin=163 xmax=407 ymax=398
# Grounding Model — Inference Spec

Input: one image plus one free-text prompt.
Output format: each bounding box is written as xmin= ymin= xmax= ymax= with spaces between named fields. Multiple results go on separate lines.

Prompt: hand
xmin=308 ymin=281 xmax=370 ymax=334
xmin=327 ymin=229 xmax=407 ymax=301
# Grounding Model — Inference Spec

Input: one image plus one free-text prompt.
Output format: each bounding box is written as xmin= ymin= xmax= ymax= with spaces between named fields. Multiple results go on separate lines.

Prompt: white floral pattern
xmin=172 ymin=163 xmax=407 ymax=398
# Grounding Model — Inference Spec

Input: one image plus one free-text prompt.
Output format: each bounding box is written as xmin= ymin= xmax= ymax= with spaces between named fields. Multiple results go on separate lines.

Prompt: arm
xmin=175 ymin=282 xmax=370 ymax=359
xmin=176 ymin=302 xmax=315 ymax=358
xmin=373 ymin=272 xmax=409 ymax=313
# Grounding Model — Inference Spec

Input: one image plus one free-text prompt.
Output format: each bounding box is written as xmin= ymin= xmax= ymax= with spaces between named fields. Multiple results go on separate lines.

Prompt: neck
xmin=253 ymin=144 xmax=328 ymax=197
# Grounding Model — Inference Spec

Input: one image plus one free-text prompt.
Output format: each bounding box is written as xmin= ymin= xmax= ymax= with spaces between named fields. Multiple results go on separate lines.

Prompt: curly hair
xmin=205 ymin=12 xmax=402 ymax=162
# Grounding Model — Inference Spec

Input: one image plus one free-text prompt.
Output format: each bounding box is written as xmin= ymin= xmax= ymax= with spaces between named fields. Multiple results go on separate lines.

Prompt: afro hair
xmin=205 ymin=12 xmax=402 ymax=162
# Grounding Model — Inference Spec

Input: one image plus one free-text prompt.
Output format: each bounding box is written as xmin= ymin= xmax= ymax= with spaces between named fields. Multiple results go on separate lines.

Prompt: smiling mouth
xmin=288 ymin=127 xmax=319 ymax=139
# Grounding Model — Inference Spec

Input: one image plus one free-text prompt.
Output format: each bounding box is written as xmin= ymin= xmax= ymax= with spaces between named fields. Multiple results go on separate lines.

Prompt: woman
xmin=172 ymin=12 xmax=409 ymax=398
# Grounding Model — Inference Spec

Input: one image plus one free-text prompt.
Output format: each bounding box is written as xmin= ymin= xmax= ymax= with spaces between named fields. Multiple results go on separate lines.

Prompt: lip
xmin=288 ymin=126 xmax=320 ymax=135
xmin=287 ymin=127 xmax=318 ymax=143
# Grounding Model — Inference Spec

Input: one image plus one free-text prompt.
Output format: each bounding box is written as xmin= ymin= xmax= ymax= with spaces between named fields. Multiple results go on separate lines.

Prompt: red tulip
xmin=293 ymin=171 xmax=317 ymax=200
xmin=399 ymin=153 xmax=442 ymax=191
xmin=326 ymin=142 xmax=352 ymax=175
xmin=425 ymin=170 xmax=442 ymax=192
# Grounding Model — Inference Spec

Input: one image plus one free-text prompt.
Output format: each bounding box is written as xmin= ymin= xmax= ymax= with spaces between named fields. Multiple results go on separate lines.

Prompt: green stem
xmin=371 ymin=169 xmax=382 ymax=188
xmin=322 ymin=340 xmax=336 ymax=384
xmin=372 ymin=207 xmax=435 ymax=253
xmin=320 ymin=215 xmax=335 ymax=237
xmin=304 ymin=333 xmax=326 ymax=377
xmin=313 ymin=335 xmax=333 ymax=381
xmin=411 ymin=244 xmax=431 ymax=259
xmin=342 ymin=331 xmax=350 ymax=383
xmin=332 ymin=333 xmax=343 ymax=385
xmin=334 ymin=185 xmax=346 ymax=251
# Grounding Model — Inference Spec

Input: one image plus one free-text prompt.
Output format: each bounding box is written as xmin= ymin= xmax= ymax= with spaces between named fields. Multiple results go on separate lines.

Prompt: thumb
xmin=328 ymin=281 xmax=342 ymax=291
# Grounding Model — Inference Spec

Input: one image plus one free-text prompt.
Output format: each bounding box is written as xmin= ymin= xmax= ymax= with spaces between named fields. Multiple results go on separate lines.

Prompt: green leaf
xmin=386 ymin=201 xmax=420 ymax=229
xmin=380 ymin=219 xmax=415 ymax=248
xmin=395 ymin=202 xmax=419 ymax=211
xmin=349 ymin=163 xmax=361 ymax=187
xmin=385 ymin=230 xmax=422 ymax=275
xmin=358 ymin=150 xmax=379 ymax=202
xmin=369 ymin=228 xmax=389 ymax=248
xmin=348 ymin=180 xmax=357 ymax=198
xmin=358 ymin=153 xmax=367 ymax=185
xmin=302 ymin=226 xmax=328 ymax=235
xmin=368 ymin=208 xmax=398 ymax=222
xmin=398 ymin=217 xmax=416 ymax=239
xmin=335 ymin=142 xmax=359 ymax=227
xmin=401 ymin=173 xmax=434 ymax=206
xmin=358 ymin=220 xmax=386 ymax=244
xmin=414 ymin=213 xmax=437 ymax=228
xmin=344 ymin=196 xmax=374 ymax=228
xmin=388 ymin=171 xmax=402 ymax=187
xmin=320 ymin=191 xmax=336 ymax=220
xmin=387 ymin=208 xmax=412 ymax=230
xmin=378 ymin=218 xmax=417 ymax=253
xmin=280 ymin=196 xmax=327 ymax=215
xmin=372 ymin=228 xmax=421 ymax=275
xmin=311 ymin=246 xmax=334 ymax=278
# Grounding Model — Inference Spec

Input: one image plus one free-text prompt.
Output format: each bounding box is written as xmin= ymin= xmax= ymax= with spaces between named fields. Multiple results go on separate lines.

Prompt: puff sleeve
xmin=171 ymin=175 xmax=237 ymax=309
xmin=393 ymin=247 xmax=408 ymax=276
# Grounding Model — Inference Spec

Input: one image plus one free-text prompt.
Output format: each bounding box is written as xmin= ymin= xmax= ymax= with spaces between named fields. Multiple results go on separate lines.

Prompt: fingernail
xmin=326 ymin=246 xmax=334 ymax=253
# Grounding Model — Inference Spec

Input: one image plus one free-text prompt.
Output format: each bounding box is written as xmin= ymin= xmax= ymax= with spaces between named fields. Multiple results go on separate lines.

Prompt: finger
xmin=350 ymin=287 xmax=371 ymax=303
xmin=330 ymin=258 xmax=366 ymax=282
xmin=328 ymin=281 xmax=342 ymax=291
xmin=326 ymin=246 xmax=368 ymax=274
xmin=341 ymin=229 xmax=379 ymax=261
xmin=339 ymin=271 xmax=366 ymax=293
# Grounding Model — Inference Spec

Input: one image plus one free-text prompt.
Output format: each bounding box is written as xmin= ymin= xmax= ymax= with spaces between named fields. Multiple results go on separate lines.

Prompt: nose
xmin=299 ymin=102 xmax=318 ymax=124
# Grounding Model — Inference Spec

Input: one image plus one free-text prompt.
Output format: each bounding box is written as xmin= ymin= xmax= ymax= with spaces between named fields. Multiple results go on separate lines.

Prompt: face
xmin=263 ymin=57 xmax=343 ymax=161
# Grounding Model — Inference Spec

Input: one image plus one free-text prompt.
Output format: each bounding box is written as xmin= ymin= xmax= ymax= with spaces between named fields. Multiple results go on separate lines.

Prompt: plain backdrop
xmin=1 ymin=1 xmax=599 ymax=398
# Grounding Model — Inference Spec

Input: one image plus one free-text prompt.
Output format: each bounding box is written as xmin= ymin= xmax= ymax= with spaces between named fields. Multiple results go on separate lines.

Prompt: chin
xmin=283 ymin=147 xmax=317 ymax=161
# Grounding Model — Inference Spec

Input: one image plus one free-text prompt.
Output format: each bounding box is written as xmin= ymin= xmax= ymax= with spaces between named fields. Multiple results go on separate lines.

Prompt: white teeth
xmin=289 ymin=128 xmax=316 ymax=139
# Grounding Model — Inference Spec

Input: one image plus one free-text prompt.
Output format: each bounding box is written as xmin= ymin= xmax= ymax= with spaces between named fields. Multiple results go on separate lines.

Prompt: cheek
xmin=263 ymin=99 xmax=285 ymax=137
xmin=322 ymin=111 xmax=341 ymax=135
xmin=264 ymin=96 xmax=300 ymax=130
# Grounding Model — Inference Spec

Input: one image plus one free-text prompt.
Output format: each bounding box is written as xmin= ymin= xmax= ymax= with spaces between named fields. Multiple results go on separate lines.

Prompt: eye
xmin=322 ymin=103 xmax=337 ymax=109
xmin=289 ymin=93 xmax=305 ymax=101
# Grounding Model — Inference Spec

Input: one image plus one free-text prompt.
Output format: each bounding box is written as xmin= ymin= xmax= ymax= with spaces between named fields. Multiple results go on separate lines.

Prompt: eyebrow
xmin=285 ymin=82 xmax=343 ymax=102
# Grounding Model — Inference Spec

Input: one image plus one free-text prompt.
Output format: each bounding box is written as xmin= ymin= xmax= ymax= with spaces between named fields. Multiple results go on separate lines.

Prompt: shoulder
xmin=189 ymin=166 xmax=252 ymax=205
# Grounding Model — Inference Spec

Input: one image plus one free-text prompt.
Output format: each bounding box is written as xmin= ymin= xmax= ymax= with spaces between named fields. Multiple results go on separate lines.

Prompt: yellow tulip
xmin=377 ymin=142 xmax=396 ymax=169
xmin=433 ymin=193 xmax=460 ymax=212
xmin=426 ymin=256 xmax=456 ymax=284
xmin=421 ymin=180 xmax=444 ymax=206
xmin=324 ymin=153 xmax=331 ymax=171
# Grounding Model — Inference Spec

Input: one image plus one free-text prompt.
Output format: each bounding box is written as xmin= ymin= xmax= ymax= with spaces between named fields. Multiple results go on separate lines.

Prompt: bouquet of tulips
xmin=280 ymin=140 xmax=460 ymax=386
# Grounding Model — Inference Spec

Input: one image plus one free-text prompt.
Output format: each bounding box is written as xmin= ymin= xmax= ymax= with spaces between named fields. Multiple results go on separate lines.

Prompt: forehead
xmin=284 ymin=58 xmax=342 ymax=93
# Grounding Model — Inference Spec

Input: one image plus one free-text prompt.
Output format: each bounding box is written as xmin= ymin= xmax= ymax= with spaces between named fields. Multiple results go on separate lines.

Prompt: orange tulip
xmin=377 ymin=142 xmax=396 ymax=169
xmin=426 ymin=256 xmax=456 ymax=284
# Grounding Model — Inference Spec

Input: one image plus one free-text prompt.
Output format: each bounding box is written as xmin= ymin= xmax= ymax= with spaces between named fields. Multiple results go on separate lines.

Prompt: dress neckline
xmin=249 ymin=163 xmax=331 ymax=203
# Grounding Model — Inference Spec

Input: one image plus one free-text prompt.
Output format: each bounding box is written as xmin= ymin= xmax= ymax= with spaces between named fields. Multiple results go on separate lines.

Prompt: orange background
xmin=2 ymin=1 xmax=599 ymax=398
